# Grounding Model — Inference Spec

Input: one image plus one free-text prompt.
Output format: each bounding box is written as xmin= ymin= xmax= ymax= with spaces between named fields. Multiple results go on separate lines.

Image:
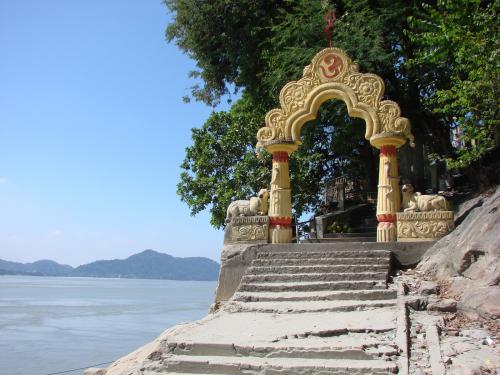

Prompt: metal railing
xmin=324 ymin=176 xmax=377 ymax=206
xmin=366 ymin=191 xmax=377 ymax=204
xmin=293 ymin=218 xmax=316 ymax=243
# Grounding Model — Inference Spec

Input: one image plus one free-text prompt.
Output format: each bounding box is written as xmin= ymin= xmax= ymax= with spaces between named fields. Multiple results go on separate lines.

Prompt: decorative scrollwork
xmin=344 ymin=74 xmax=383 ymax=108
xmin=231 ymin=216 xmax=269 ymax=242
xmin=377 ymin=101 xmax=415 ymax=147
xmin=281 ymin=82 xmax=307 ymax=114
xmin=378 ymin=101 xmax=401 ymax=131
xmin=256 ymin=127 xmax=275 ymax=143
xmin=237 ymin=225 xmax=266 ymax=240
xmin=302 ymin=65 xmax=321 ymax=86
xmin=398 ymin=220 xmax=453 ymax=239
xmin=256 ymin=47 xmax=414 ymax=150
xmin=398 ymin=211 xmax=453 ymax=220
xmin=264 ymin=109 xmax=286 ymax=138
xmin=397 ymin=211 xmax=454 ymax=240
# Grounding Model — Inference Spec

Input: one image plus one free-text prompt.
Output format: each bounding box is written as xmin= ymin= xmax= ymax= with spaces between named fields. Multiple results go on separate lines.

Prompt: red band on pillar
xmin=377 ymin=214 xmax=396 ymax=223
xmin=272 ymin=151 xmax=289 ymax=163
xmin=378 ymin=222 xmax=395 ymax=228
xmin=269 ymin=216 xmax=292 ymax=227
xmin=380 ymin=145 xmax=397 ymax=157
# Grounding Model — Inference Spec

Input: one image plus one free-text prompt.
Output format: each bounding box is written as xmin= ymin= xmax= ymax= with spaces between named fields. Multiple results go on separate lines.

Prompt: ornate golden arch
xmin=257 ymin=48 xmax=414 ymax=244
xmin=256 ymin=47 xmax=414 ymax=152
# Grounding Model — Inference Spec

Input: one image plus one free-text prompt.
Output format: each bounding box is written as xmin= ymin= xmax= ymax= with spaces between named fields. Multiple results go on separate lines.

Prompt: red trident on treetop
xmin=323 ymin=9 xmax=336 ymax=47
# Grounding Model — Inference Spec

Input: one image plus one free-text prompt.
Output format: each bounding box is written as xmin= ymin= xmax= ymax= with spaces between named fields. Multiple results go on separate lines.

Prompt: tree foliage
xmin=167 ymin=0 xmax=499 ymax=228
xmin=407 ymin=0 xmax=499 ymax=169
xmin=177 ymin=95 xmax=270 ymax=228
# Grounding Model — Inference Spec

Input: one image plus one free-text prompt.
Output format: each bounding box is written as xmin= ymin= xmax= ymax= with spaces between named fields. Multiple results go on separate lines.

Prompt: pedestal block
xmin=397 ymin=211 xmax=454 ymax=241
xmin=225 ymin=216 xmax=269 ymax=244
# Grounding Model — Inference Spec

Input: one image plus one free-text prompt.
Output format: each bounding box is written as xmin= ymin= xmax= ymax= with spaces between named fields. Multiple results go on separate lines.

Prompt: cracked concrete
xmin=395 ymin=269 xmax=499 ymax=375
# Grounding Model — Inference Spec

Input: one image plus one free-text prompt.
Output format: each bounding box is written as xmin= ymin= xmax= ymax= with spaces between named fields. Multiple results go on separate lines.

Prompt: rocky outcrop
xmin=417 ymin=186 xmax=500 ymax=320
xmin=394 ymin=267 xmax=499 ymax=374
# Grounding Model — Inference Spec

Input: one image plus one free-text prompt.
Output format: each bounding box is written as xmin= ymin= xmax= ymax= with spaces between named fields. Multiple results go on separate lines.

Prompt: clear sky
xmin=0 ymin=1 xmax=229 ymax=266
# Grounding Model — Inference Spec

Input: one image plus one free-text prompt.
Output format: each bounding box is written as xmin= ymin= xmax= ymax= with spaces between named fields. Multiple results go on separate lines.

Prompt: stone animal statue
xmin=401 ymin=184 xmax=451 ymax=212
xmin=225 ymin=189 xmax=269 ymax=223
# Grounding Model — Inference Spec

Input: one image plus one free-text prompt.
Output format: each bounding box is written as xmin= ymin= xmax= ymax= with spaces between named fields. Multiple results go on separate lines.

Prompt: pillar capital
xmin=265 ymin=142 xmax=299 ymax=155
xmin=370 ymin=133 xmax=407 ymax=149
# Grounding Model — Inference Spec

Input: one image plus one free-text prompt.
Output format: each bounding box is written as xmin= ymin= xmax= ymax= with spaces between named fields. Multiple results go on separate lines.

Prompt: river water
xmin=0 ymin=276 xmax=217 ymax=375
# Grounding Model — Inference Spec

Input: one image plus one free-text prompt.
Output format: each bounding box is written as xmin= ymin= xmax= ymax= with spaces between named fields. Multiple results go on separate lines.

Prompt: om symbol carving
xmin=319 ymin=53 xmax=343 ymax=79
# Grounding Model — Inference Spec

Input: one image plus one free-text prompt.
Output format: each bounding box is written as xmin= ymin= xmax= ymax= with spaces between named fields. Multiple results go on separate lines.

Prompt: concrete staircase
xmin=159 ymin=246 xmax=402 ymax=374
xmin=231 ymin=249 xmax=395 ymax=314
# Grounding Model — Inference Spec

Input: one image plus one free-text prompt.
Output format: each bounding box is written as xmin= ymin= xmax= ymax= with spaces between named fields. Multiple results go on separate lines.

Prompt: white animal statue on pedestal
xmin=401 ymin=184 xmax=451 ymax=212
xmin=225 ymin=189 xmax=269 ymax=223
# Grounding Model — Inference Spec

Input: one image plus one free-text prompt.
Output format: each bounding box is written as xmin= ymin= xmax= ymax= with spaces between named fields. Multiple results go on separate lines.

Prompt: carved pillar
xmin=375 ymin=145 xmax=400 ymax=242
xmin=371 ymin=133 xmax=406 ymax=242
xmin=269 ymin=151 xmax=292 ymax=243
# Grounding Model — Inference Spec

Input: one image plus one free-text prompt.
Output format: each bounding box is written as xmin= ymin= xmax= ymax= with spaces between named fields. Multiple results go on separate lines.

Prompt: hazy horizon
xmin=1 ymin=248 xmax=220 ymax=267
xmin=0 ymin=1 xmax=231 ymax=265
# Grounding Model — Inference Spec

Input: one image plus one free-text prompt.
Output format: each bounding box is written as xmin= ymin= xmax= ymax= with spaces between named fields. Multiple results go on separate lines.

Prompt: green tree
xmin=169 ymin=0 xmax=394 ymax=227
xmin=168 ymin=0 xmax=490 ymax=228
xmin=407 ymin=0 xmax=499 ymax=169
xmin=177 ymin=95 xmax=270 ymax=228
xmin=165 ymin=0 xmax=284 ymax=106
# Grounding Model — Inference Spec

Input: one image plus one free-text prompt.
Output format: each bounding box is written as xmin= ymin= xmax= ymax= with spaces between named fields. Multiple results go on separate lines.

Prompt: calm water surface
xmin=0 ymin=276 xmax=217 ymax=375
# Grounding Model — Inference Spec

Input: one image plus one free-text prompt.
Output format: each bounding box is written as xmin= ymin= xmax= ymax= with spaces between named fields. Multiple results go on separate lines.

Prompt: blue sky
xmin=0 ymin=1 xmax=230 ymax=265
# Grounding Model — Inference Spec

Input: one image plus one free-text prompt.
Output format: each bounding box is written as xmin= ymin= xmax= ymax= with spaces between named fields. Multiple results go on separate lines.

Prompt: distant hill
xmin=0 ymin=259 xmax=73 ymax=276
xmin=0 ymin=250 xmax=220 ymax=281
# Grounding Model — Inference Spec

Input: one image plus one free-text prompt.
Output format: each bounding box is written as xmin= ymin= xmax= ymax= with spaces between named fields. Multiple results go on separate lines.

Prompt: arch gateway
xmin=256 ymin=47 xmax=415 ymax=243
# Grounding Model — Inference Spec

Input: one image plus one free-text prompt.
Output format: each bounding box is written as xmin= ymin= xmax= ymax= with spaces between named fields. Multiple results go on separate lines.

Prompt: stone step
xmin=248 ymin=264 xmax=388 ymax=275
xmin=251 ymin=257 xmax=390 ymax=267
xmin=238 ymin=280 xmax=387 ymax=293
xmin=302 ymin=237 xmax=378 ymax=243
xmin=256 ymin=250 xmax=391 ymax=260
xmin=232 ymin=289 xmax=397 ymax=302
xmin=241 ymin=272 xmax=388 ymax=283
xmin=324 ymin=233 xmax=377 ymax=238
xmin=168 ymin=341 xmax=398 ymax=360
xmin=227 ymin=299 xmax=397 ymax=314
xmin=163 ymin=355 xmax=399 ymax=374
xmin=351 ymin=226 xmax=378 ymax=231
